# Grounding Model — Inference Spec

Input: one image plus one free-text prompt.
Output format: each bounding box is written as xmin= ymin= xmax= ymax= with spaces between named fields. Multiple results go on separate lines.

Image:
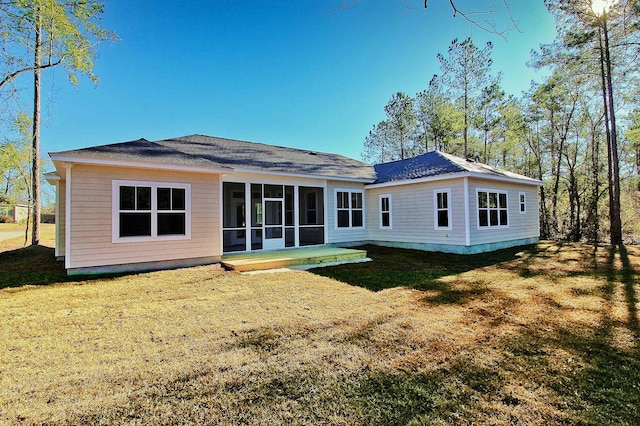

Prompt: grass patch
xmin=310 ymin=244 xmax=531 ymax=292
xmin=0 ymin=224 xmax=102 ymax=289
xmin=1 ymin=241 xmax=639 ymax=424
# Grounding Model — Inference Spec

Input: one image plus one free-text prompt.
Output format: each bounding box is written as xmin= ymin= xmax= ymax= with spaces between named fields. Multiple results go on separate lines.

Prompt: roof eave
xmin=49 ymin=154 xmax=234 ymax=175
xmin=44 ymin=171 xmax=61 ymax=184
xmin=366 ymin=171 xmax=544 ymax=189
xmin=232 ymin=167 xmax=377 ymax=183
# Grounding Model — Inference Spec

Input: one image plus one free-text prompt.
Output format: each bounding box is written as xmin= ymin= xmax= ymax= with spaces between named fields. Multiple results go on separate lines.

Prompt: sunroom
xmin=222 ymin=182 xmax=325 ymax=253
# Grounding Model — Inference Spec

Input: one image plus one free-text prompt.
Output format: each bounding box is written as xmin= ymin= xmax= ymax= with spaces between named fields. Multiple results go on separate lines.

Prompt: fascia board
xmin=49 ymin=155 xmax=233 ymax=175
xmin=366 ymin=172 xmax=544 ymax=189
xmin=232 ymin=167 xmax=376 ymax=183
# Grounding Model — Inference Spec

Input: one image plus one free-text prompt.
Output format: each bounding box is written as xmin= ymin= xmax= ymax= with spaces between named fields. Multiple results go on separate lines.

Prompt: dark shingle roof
xmin=374 ymin=151 xmax=541 ymax=185
xmin=374 ymin=151 xmax=465 ymax=183
xmin=50 ymin=136 xmax=539 ymax=185
xmin=50 ymin=138 xmax=226 ymax=169
xmin=155 ymin=135 xmax=377 ymax=180
xmin=51 ymin=135 xmax=377 ymax=181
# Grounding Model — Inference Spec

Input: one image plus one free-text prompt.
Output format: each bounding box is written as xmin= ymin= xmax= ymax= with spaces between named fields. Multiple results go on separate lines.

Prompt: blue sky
xmin=23 ymin=0 xmax=556 ymax=161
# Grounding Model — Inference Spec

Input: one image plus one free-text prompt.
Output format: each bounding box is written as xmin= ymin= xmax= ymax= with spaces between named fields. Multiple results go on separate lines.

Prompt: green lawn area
xmin=0 ymin=237 xmax=638 ymax=425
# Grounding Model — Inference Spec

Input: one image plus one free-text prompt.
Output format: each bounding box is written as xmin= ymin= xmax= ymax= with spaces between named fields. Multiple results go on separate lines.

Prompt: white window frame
xmin=334 ymin=188 xmax=365 ymax=230
xmin=519 ymin=191 xmax=526 ymax=214
xmin=379 ymin=194 xmax=392 ymax=229
xmin=433 ymin=189 xmax=452 ymax=231
xmin=112 ymin=180 xmax=191 ymax=243
xmin=476 ymin=188 xmax=509 ymax=230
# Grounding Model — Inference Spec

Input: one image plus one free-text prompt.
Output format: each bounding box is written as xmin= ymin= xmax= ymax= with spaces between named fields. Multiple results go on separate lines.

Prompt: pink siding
xmin=67 ymin=164 xmax=221 ymax=270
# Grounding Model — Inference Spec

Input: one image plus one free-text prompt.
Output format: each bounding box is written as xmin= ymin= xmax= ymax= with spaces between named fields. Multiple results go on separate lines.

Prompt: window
xmin=157 ymin=187 xmax=186 ymax=235
xmin=119 ymin=185 xmax=151 ymax=237
xmin=379 ymin=195 xmax=392 ymax=229
xmin=113 ymin=180 xmax=190 ymax=242
xmin=434 ymin=189 xmax=452 ymax=230
xmin=336 ymin=190 xmax=364 ymax=229
xmin=519 ymin=192 xmax=526 ymax=214
xmin=477 ymin=189 xmax=508 ymax=228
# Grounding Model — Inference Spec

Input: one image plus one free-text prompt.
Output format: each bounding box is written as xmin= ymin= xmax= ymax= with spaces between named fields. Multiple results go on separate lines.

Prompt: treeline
xmin=363 ymin=0 xmax=640 ymax=244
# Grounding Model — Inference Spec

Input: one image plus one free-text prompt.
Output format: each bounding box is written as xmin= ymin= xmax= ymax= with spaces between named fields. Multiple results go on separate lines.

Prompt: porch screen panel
xmin=285 ymin=186 xmax=295 ymax=247
xmin=251 ymin=184 xmax=263 ymax=250
xmin=223 ymin=182 xmax=246 ymax=252
xmin=299 ymin=186 xmax=324 ymax=246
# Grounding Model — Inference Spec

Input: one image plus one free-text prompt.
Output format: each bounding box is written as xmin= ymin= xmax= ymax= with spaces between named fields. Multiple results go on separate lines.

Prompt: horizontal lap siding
xmin=68 ymin=165 xmax=220 ymax=269
xmin=326 ymin=180 xmax=369 ymax=244
xmin=366 ymin=179 xmax=467 ymax=246
xmin=468 ymin=179 xmax=539 ymax=246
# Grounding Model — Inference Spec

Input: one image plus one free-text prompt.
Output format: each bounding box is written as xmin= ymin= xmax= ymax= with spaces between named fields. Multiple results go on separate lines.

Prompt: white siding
xmin=468 ymin=179 xmax=540 ymax=246
xmin=326 ymin=180 xmax=369 ymax=244
xmin=366 ymin=179 xmax=467 ymax=246
xmin=67 ymin=164 xmax=221 ymax=269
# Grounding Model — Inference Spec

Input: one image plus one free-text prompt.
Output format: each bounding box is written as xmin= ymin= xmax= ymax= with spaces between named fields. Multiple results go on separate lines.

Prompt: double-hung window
xmin=157 ymin=187 xmax=187 ymax=235
xmin=434 ymin=189 xmax=452 ymax=230
xmin=477 ymin=189 xmax=508 ymax=228
xmin=119 ymin=185 xmax=152 ymax=237
xmin=113 ymin=180 xmax=190 ymax=242
xmin=519 ymin=192 xmax=526 ymax=214
xmin=379 ymin=195 xmax=392 ymax=229
xmin=336 ymin=190 xmax=364 ymax=228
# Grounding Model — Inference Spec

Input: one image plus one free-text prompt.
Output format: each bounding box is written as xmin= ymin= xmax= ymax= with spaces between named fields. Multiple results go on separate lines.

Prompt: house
xmin=45 ymin=134 xmax=542 ymax=274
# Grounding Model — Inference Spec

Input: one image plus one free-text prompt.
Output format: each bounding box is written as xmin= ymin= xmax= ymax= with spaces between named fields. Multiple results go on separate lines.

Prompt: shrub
xmin=0 ymin=214 xmax=15 ymax=223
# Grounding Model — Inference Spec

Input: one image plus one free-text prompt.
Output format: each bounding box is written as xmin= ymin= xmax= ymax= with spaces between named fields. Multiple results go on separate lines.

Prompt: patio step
xmin=221 ymin=247 xmax=368 ymax=272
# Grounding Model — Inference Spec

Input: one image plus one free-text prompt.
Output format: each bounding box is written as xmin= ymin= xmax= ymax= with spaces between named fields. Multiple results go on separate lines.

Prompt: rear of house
xmin=47 ymin=135 xmax=542 ymax=274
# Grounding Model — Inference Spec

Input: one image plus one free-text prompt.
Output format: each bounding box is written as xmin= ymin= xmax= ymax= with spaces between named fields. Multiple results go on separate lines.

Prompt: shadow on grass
xmin=343 ymin=357 xmax=515 ymax=425
xmin=619 ymin=246 xmax=639 ymax=336
xmin=310 ymin=244 xmax=535 ymax=294
xmin=0 ymin=245 xmax=122 ymax=289
xmin=346 ymin=326 xmax=639 ymax=425
xmin=548 ymin=326 xmax=640 ymax=424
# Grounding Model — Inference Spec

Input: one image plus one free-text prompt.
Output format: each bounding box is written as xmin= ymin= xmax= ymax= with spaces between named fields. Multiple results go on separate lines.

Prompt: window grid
xmin=380 ymin=195 xmax=391 ymax=229
xmin=434 ymin=189 xmax=452 ymax=230
xmin=113 ymin=180 xmax=190 ymax=242
xmin=336 ymin=190 xmax=364 ymax=229
xmin=519 ymin=192 xmax=526 ymax=214
xmin=477 ymin=190 xmax=508 ymax=228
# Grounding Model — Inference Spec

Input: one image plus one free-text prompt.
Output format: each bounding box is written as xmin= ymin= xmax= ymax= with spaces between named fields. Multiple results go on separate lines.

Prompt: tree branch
xmin=329 ymin=0 xmax=522 ymax=38
xmin=0 ymin=58 xmax=64 ymax=90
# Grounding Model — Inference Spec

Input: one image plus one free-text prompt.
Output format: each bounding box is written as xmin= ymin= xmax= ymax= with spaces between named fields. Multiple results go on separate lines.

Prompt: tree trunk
xmin=591 ymin=124 xmax=600 ymax=244
xmin=603 ymin=16 xmax=623 ymax=245
xmin=31 ymin=6 xmax=41 ymax=246
xmin=463 ymin=87 xmax=468 ymax=158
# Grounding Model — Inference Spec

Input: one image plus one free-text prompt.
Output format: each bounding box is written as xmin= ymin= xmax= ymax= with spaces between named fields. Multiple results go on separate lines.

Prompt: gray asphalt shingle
xmin=373 ymin=151 xmax=541 ymax=185
xmin=50 ymin=134 xmax=540 ymax=185
xmin=155 ymin=135 xmax=377 ymax=180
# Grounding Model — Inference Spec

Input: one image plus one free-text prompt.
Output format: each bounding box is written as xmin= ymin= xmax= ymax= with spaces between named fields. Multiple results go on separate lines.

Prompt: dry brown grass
xmin=0 ymin=241 xmax=639 ymax=425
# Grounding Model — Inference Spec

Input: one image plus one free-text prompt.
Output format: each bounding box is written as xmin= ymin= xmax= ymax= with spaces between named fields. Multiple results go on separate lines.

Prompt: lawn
xmin=0 ymin=236 xmax=638 ymax=425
